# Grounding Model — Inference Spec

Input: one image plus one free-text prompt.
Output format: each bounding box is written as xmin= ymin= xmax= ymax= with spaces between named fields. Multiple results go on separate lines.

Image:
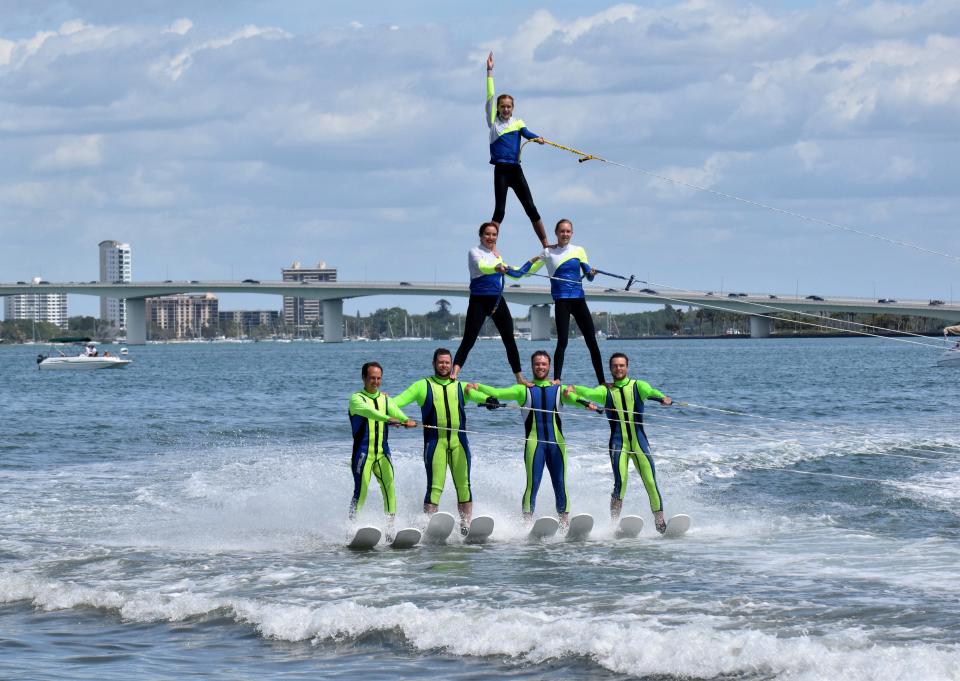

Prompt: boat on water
xmin=938 ymin=325 xmax=960 ymax=367
xmin=36 ymin=337 xmax=131 ymax=371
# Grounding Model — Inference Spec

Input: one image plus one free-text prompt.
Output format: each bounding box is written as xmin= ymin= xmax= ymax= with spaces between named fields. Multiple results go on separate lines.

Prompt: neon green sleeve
xmin=349 ymin=393 xmax=394 ymax=422
xmin=393 ymin=379 xmax=427 ymax=409
xmin=462 ymin=382 xmax=497 ymax=405
xmin=526 ymin=259 xmax=545 ymax=275
xmin=574 ymin=384 xmax=609 ymax=402
xmin=385 ymin=397 xmax=410 ymax=421
xmin=472 ymin=383 xmax=526 ymax=404
xmin=486 ymin=76 xmax=496 ymax=126
xmin=635 ymin=380 xmax=665 ymax=402
xmin=560 ymin=385 xmax=592 ymax=408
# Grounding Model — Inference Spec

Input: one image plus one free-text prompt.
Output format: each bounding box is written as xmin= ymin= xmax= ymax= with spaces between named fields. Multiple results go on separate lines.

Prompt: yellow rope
xmin=519 ymin=138 xmax=606 ymax=163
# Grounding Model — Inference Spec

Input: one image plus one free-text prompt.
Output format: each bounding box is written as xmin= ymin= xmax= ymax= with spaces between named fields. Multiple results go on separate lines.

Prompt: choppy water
xmin=2 ymin=338 xmax=959 ymax=680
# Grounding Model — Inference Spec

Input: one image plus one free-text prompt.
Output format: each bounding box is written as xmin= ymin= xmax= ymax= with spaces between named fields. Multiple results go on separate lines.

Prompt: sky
xmin=2 ymin=0 xmax=959 ymax=319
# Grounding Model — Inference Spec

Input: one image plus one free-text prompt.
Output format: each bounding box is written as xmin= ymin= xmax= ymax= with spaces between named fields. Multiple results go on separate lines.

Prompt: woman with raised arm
xmin=486 ymin=51 xmax=547 ymax=248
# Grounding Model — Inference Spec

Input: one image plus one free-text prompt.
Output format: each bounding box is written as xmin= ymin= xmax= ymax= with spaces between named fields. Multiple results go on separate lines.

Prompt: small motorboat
xmin=937 ymin=325 xmax=960 ymax=367
xmin=36 ymin=337 xmax=131 ymax=371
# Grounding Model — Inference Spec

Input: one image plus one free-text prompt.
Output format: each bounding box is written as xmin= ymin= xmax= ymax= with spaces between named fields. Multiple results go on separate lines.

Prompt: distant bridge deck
xmin=1 ymin=280 xmax=958 ymax=320
xmin=3 ymin=280 xmax=958 ymax=343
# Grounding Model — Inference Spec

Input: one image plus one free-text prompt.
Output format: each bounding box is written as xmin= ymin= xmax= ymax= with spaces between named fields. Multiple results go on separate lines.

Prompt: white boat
xmin=38 ymin=355 xmax=132 ymax=371
xmin=36 ymin=337 xmax=131 ymax=371
xmin=938 ymin=325 xmax=960 ymax=367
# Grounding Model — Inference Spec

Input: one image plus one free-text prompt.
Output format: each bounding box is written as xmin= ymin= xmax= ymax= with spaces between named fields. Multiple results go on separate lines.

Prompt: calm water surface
xmin=2 ymin=338 xmax=959 ymax=680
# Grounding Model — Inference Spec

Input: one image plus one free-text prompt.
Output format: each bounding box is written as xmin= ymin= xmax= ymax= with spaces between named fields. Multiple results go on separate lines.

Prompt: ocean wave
xmin=2 ymin=571 xmax=959 ymax=681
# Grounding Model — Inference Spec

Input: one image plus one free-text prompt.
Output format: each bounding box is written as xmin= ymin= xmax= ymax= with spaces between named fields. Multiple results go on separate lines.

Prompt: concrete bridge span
xmin=2 ymin=280 xmax=958 ymax=344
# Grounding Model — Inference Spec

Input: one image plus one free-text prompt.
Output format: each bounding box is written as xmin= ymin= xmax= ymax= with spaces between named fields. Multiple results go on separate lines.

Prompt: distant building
xmin=4 ymin=277 xmax=68 ymax=329
xmin=146 ymin=293 xmax=218 ymax=339
xmin=281 ymin=260 xmax=337 ymax=331
xmin=218 ymin=310 xmax=281 ymax=334
xmin=99 ymin=240 xmax=131 ymax=329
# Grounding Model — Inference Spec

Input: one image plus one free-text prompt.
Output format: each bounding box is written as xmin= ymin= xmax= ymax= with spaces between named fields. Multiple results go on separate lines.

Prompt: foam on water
xmin=3 ymin=570 xmax=959 ymax=681
xmin=4 ymin=340 xmax=960 ymax=679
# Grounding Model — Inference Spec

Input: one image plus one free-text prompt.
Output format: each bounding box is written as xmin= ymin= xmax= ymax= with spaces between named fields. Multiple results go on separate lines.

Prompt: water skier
xmin=451 ymin=222 xmax=533 ymax=384
xmin=394 ymin=348 xmax=491 ymax=535
xmin=468 ymin=350 xmax=598 ymax=529
xmin=348 ymin=361 xmax=416 ymax=538
xmin=523 ymin=219 xmax=605 ymax=385
xmin=567 ymin=353 xmax=674 ymax=534
xmin=486 ymin=51 xmax=548 ymax=248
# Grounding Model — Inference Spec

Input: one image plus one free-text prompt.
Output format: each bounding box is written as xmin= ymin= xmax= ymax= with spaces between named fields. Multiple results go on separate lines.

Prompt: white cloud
xmin=648 ymin=153 xmax=750 ymax=199
xmin=33 ymin=135 xmax=104 ymax=171
xmin=164 ymin=25 xmax=291 ymax=81
xmin=882 ymin=155 xmax=922 ymax=181
xmin=165 ymin=18 xmax=194 ymax=36
xmin=794 ymin=141 xmax=823 ymax=170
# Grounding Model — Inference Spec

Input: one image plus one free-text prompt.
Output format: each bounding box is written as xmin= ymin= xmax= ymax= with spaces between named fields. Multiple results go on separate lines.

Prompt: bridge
xmin=2 ymin=280 xmax=958 ymax=344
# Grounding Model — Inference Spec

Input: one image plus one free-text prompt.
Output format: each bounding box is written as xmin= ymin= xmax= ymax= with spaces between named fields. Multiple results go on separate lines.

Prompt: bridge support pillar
xmin=322 ymin=299 xmax=344 ymax=343
xmin=530 ymin=304 xmax=552 ymax=341
xmin=127 ymin=299 xmax=146 ymax=345
xmin=749 ymin=314 xmax=773 ymax=338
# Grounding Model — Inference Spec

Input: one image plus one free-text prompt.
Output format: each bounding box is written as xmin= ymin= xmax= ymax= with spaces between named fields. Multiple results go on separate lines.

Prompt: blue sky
xmin=2 ymin=0 xmax=959 ymax=319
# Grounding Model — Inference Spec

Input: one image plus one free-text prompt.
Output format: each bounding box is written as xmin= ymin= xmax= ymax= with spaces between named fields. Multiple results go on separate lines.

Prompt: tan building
xmin=282 ymin=260 xmax=337 ymax=331
xmin=146 ymin=293 xmax=218 ymax=339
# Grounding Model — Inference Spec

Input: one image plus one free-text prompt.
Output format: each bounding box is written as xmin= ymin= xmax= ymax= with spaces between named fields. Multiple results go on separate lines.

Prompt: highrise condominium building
xmin=99 ymin=240 xmax=131 ymax=329
xmin=281 ymin=260 xmax=337 ymax=331
xmin=4 ymin=278 xmax=68 ymax=329
xmin=146 ymin=293 xmax=219 ymax=339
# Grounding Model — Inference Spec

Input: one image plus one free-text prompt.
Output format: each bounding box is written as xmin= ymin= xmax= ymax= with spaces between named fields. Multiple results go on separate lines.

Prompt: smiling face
xmin=433 ymin=352 xmax=452 ymax=378
xmin=497 ymin=95 xmax=514 ymax=120
xmin=363 ymin=366 xmax=383 ymax=393
xmin=531 ymin=353 xmax=551 ymax=381
xmin=609 ymin=356 xmax=628 ymax=382
xmin=555 ymin=220 xmax=573 ymax=246
xmin=480 ymin=224 xmax=499 ymax=249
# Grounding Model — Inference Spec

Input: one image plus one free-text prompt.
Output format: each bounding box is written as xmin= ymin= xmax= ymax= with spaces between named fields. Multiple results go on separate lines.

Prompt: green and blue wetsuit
xmin=576 ymin=379 xmax=667 ymax=512
xmin=394 ymin=377 xmax=488 ymax=506
xmin=348 ymin=390 xmax=410 ymax=516
xmin=474 ymin=380 xmax=588 ymax=515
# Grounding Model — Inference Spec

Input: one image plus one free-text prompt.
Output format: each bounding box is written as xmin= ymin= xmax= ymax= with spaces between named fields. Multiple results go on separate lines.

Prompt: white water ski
xmin=528 ymin=516 xmax=559 ymax=540
xmin=424 ymin=511 xmax=456 ymax=543
xmin=347 ymin=526 xmax=381 ymax=550
xmin=616 ymin=515 xmax=644 ymax=539
xmin=565 ymin=514 xmax=593 ymax=541
xmin=663 ymin=514 xmax=691 ymax=538
xmin=390 ymin=527 xmax=421 ymax=549
xmin=464 ymin=516 xmax=494 ymax=544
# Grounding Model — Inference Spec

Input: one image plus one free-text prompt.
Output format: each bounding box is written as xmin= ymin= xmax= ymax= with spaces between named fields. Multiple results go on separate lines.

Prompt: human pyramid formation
xmin=347 ymin=53 xmax=677 ymax=546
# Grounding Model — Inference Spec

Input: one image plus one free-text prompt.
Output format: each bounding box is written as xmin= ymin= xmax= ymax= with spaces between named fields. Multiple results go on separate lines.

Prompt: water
xmin=2 ymin=338 xmax=959 ymax=680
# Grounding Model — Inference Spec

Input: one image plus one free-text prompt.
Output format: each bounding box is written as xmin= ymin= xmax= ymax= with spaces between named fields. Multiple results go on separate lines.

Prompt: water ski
xmin=347 ymin=526 xmax=381 ymax=550
xmin=390 ymin=527 xmax=422 ymax=549
xmin=615 ymin=515 xmax=644 ymax=539
xmin=464 ymin=516 xmax=494 ymax=544
xmin=528 ymin=516 xmax=559 ymax=540
xmin=565 ymin=514 xmax=593 ymax=541
xmin=424 ymin=511 xmax=456 ymax=543
xmin=662 ymin=514 xmax=691 ymax=538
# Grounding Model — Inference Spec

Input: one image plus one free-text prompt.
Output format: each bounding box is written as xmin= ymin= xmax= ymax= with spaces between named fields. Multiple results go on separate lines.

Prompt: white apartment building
xmin=99 ymin=240 xmax=131 ymax=329
xmin=282 ymin=260 xmax=337 ymax=331
xmin=4 ymin=277 xmax=68 ymax=329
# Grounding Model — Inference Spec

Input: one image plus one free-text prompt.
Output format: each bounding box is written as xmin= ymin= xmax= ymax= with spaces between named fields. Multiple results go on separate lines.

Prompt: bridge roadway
xmin=2 ymin=280 xmax=958 ymax=344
